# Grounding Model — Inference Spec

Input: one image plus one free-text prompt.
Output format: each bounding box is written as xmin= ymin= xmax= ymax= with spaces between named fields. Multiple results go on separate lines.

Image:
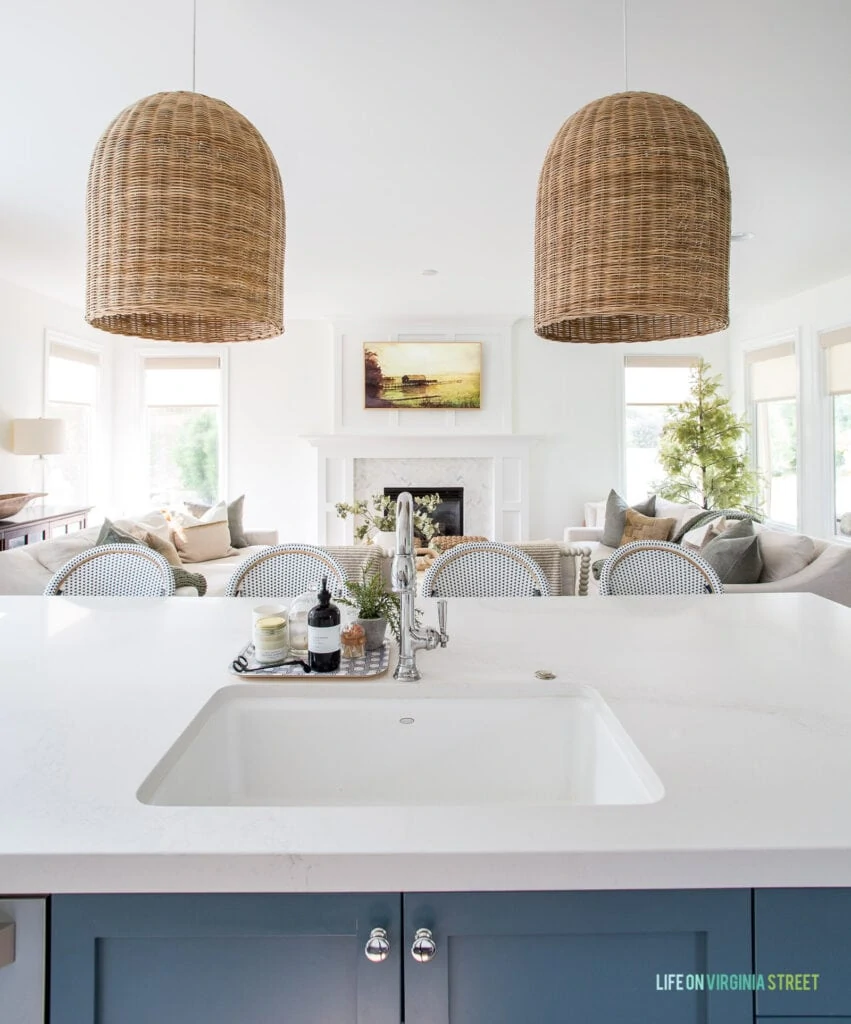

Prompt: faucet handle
xmin=437 ymin=599 xmax=449 ymax=646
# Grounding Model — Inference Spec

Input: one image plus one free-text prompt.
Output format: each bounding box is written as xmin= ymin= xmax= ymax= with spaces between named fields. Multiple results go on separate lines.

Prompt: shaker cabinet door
xmin=50 ymin=894 xmax=400 ymax=1024
xmin=403 ymin=890 xmax=752 ymax=1024
xmin=755 ymin=887 xmax=851 ymax=1017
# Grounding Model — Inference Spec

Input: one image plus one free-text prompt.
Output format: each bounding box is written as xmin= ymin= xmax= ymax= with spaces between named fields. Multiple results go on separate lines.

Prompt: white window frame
xmin=621 ymin=354 xmax=700 ymax=502
xmin=42 ymin=329 xmax=105 ymax=508
xmin=818 ymin=321 xmax=851 ymax=542
xmin=135 ymin=347 xmax=229 ymax=508
xmin=743 ymin=333 xmax=801 ymax=532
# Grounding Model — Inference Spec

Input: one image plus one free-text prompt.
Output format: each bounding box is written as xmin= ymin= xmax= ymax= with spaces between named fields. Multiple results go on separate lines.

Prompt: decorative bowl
xmin=0 ymin=492 xmax=45 ymax=519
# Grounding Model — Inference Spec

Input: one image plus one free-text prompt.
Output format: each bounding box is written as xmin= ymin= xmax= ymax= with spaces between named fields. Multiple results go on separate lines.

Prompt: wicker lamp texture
xmin=86 ymin=91 xmax=284 ymax=343
xmin=534 ymin=91 xmax=731 ymax=344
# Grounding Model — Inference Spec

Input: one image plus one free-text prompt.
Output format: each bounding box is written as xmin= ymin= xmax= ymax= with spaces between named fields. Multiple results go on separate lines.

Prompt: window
xmin=747 ymin=343 xmax=797 ymax=527
xmin=45 ymin=339 xmax=101 ymax=505
xmin=624 ymin=357 xmax=697 ymax=503
xmin=821 ymin=326 xmax=851 ymax=536
xmin=142 ymin=355 xmax=224 ymax=506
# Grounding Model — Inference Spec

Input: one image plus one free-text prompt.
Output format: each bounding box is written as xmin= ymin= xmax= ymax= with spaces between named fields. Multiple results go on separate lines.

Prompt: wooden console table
xmin=0 ymin=505 xmax=93 ymax=552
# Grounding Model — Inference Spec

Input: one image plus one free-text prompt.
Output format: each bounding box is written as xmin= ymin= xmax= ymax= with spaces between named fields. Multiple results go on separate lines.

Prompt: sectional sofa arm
xmin=725 ymin=544 xmax=851 ymax=607
xmin=244 ymin=530 xmax=279 ymax=547
xmin=563 ymin=527 xmax=604 ymax=543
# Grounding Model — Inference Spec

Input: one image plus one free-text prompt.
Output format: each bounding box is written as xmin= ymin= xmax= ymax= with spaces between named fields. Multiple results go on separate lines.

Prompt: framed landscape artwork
xmin=363 ymin=342 xmax=482 ymax=409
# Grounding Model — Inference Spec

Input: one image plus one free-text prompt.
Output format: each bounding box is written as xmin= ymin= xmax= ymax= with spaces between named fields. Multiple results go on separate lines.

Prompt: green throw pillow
xmin=95 ymin=519 xmax=205 ymax=594
xmin=601 ymin=490 xmax=657 ymax=548
xmin=186 ymin=494 xmax=248 ymax=548
xmin=700 ymin=518 xmax=763 ymax=584
xmin=96 ymin=518 xmax=144 ymax=547
xmin=171 ymin=566 xmax=208 ymax=595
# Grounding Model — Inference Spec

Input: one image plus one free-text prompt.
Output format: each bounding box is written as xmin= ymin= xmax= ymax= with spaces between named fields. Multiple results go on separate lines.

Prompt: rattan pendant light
xmin=86 ymin=8 xmax=284 ymax=342
xmin=534 ymin=5 xmax=730 ymax=343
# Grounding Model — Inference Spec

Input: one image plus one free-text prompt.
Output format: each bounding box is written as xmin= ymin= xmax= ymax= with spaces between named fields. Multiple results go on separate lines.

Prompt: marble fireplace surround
xmin=307 ymin=436 xmax=534 ymax=546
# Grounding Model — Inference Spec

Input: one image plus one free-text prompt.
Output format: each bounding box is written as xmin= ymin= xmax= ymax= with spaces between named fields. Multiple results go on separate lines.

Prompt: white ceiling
xmin=1 ymin=0 xmax=850 ymax=321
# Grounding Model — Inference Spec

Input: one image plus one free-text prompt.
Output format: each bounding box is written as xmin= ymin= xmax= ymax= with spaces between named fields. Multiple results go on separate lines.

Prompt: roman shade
xmin=747 ymin=343 xmax=797 ymax=402
xmin=821 ymin=326 xmax=851 ymax=396
xmin=624 ymin=356 xmax=698 ymax=405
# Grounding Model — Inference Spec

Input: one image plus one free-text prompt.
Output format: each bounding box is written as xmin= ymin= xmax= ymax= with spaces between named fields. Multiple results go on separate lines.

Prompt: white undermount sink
xmin=138 ymin=684 xmax=664 ymax=807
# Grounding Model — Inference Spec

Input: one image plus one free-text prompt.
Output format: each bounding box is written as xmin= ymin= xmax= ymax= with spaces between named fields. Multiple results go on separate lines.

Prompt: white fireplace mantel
xmin=305 ymin=435 xmax=539 ymax=544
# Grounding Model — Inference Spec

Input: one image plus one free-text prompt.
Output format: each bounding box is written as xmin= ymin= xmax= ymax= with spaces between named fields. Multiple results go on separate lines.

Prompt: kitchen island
xmin=3 ymin=593 xmax=851 ymax=1023
xmin=0 ymin=592 xmax=850 ymax=893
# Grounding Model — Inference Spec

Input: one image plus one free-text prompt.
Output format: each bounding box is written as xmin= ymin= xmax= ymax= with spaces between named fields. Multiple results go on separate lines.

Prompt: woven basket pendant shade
xmin=86 ymin=90 xmax=285 ymax=342
xmin=534 ymin=91 xmax=730 ymax=344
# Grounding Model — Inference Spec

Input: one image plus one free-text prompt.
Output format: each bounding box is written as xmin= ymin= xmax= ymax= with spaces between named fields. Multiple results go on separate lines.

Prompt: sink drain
xmin=399 ymin=716 xmax=415 ymax=725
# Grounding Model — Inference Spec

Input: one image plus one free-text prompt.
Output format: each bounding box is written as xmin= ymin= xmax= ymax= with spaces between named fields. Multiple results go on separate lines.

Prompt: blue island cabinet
xmin=50 ymin=894 xmax=401 ymax=1024
xmin=403 ymin=890 xmax=753 ymax=1024
xmin=50 ymin=889 xmax=753 ymax=1024
xmin=755 ymin=888 xmax=851 ymax=1018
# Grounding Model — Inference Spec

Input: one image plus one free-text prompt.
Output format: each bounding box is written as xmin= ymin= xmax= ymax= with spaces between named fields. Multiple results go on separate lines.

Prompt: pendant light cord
xmin=192 ymin=0 xmax=197 ymax=91
xmin=622 ymin=0 xmax=629 ymax=91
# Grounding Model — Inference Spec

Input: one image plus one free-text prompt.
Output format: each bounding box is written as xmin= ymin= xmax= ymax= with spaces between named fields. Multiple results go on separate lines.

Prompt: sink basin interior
xmin=138 ymin=685 xmax=663 ymax=808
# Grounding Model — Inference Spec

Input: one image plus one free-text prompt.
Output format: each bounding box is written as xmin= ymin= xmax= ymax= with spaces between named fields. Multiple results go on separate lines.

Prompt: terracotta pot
xmin=356 ymin=616 xmax=387 ymax=651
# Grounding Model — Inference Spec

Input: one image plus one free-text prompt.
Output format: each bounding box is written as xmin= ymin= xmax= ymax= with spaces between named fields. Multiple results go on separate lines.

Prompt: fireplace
xmin=383 ymin=487 xmax=464 ymax=537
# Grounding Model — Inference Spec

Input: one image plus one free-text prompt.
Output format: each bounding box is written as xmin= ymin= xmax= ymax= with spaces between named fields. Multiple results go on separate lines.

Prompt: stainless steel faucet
xmin=390 ymin=491 xmax=449 ymax=681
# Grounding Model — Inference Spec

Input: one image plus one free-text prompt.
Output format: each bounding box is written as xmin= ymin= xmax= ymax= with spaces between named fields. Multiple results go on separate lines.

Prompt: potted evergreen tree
xmin=656 ymin=360 xmax=760 ymax=511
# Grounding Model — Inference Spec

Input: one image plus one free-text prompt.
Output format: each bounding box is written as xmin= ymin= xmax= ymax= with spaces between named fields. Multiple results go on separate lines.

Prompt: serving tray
xmin=229 ymin=641 xmax=391 ymax=680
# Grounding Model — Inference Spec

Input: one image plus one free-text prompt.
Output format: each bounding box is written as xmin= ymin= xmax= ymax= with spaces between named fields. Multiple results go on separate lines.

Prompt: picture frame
xmin=363 ymin=342 xmax=482 ymax=410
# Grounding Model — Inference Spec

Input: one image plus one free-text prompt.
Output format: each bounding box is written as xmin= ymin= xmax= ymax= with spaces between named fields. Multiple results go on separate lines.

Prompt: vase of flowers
xmin=335 ymin=492 xmax=442 ymax=551
xmin=372 ymin=529 xmax=398 ymax=554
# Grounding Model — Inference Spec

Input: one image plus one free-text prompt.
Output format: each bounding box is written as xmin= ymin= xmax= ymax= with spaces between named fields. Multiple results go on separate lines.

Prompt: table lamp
xmin=11 ymin=418 xmax=66 ymax=502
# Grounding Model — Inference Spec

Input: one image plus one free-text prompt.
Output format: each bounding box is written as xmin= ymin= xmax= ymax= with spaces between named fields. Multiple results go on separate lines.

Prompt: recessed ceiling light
xmin=421 ymin=269 xmax=439 ymax=276
xmin=731 ymin=231 xmax=755 ymax=242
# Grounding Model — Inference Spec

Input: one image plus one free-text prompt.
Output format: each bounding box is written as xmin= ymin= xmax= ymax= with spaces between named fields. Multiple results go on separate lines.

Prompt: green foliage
xmin=763 ymin=401 xmax=797 ymax=476
xmin=626 ymin=406 xmax=667 ymax=449
xmin=835 ymin=393 xmax=851 ymax=469
xmin=656 ymin=361 xmax=759 ymax=511
xmin=174 ymin=410 xmax=218 ymax=503
xmin=335 ymin=492 xmax=442 ymax=541
xmin=338 ymin=560 xmax=402 ymax=641
xmin=364 ymin=349 xmax=383 ymax=397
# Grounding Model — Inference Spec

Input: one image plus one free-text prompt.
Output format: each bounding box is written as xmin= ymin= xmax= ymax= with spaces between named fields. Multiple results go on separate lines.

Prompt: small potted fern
xmin=339 ymin=560 xmax=401 ymax=651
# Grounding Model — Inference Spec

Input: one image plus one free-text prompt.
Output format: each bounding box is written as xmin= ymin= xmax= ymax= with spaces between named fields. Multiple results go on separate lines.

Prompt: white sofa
xmin=565 ymin=499 xmax=851 ymax=606
xmin=0 ymin=512 xmax=279 ymax=596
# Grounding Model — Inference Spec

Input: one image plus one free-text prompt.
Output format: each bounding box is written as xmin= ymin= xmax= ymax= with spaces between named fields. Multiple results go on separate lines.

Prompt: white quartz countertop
xmin=1 ymin=593 xmax=851 ymax=894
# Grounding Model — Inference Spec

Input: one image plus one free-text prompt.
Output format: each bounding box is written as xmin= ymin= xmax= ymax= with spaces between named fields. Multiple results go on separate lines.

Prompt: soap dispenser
xmin=307 ymin=576 xmax=341 ymax=672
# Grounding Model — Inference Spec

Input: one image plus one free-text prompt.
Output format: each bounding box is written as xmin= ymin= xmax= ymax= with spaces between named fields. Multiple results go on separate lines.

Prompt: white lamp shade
xmin=12 ymin=418 xmax=66 ymax=456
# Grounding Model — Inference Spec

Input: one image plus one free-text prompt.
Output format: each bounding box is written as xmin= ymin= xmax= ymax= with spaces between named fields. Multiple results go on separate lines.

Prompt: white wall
xmin=334 ymin=317 xmax=514 ymax=435
xmin=728 ymin=271 xmax=851 ymax=540
xmin=513 ymin=318 xmax=730 ymax=539
xmin=0 ymin=278 xmax=733 ymax=543
xmin=108 ymin=321 xmax=334 ymax=539
xmin=227 ymin=321 xmax=333 ymax=539
xmin=0 ymin=277 xmax=113 ymax=500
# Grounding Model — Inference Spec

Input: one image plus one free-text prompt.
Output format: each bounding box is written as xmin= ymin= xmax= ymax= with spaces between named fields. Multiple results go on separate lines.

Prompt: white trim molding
xmin=306 ymin=434 xmax=538 ymax=545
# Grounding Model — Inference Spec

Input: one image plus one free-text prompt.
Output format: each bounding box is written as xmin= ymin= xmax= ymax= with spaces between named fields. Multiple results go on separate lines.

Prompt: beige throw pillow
xmin=619 ymin=508 xmax=677 ymax=545
xmin=178 ymin=501 xmax=228 ymax=528
xmin=144 ymin=531 xmax=183 ymax=567
xmin=118 ymin=511 xmax=171 ymax=543
xmin=653 ymin=497 xmax=703 ymax=533
xmin=757 ymin=529 xmax=816 ymax=582
xmin=171 ymin=520 xmax=234 ymax=563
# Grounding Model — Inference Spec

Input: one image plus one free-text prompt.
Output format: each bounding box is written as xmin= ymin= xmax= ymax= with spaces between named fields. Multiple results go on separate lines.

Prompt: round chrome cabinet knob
xmin=411 ymin=927 xmax=437 ymax=963
xmin=364 ymin=927 xmax=391 ymax=963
